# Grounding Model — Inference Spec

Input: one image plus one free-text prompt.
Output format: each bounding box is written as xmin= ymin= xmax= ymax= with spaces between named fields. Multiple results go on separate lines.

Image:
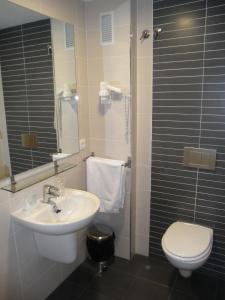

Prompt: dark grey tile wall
xmin=0 ymin=19 xmax=57 ymax=175
xmin=151 ymin=0 xmax=225 ymax=277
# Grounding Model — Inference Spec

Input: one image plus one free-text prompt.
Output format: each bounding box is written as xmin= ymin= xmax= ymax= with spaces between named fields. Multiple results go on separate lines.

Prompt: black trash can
xmin=87 ymin=224 xmax=115 ymax=273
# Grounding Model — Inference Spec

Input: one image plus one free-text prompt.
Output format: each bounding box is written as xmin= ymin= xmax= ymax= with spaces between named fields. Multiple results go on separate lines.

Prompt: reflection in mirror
xmin=0 ymin=1 xmax=79 ymax=181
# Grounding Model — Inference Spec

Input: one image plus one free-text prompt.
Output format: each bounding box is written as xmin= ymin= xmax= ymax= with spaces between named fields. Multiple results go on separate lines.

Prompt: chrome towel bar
xmin=83 ymin=153 xmax=131 ymax=168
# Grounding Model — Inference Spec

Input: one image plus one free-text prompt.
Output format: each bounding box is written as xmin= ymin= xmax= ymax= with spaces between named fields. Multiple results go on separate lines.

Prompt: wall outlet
xmin=79 ymin=139 xmax=86 ymax=150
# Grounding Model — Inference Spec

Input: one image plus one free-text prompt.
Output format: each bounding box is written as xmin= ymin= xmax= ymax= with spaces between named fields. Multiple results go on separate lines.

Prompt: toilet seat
xmin=162 ymin=222 xmax=213 ymax=260
xmin=162 ymin=240 xmax=212 ymax=262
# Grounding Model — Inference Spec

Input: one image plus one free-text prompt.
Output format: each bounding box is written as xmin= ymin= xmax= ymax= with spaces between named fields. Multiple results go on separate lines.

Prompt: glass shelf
xmin=2 ymin=161 xmax=77 ymax=193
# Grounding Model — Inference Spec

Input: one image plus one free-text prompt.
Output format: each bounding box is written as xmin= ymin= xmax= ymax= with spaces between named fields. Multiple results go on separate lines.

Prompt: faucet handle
xmin=43 ymin=184 xmax=60 ymax=196
xmin=43 ymin=184 xmax=54 ymax=193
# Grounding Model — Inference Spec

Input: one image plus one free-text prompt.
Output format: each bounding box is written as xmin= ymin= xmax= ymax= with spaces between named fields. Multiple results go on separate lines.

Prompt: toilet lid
xmin=162 ymin=222 xmax=213 ymax=258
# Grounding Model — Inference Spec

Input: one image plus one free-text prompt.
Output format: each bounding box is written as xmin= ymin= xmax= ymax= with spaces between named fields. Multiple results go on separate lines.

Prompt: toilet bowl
xmin=161 ymin=221 xmax=213 ymax=278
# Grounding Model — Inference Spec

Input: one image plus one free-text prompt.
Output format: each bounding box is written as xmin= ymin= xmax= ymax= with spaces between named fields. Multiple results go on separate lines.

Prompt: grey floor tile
xmin=110 ymin=255 xmax=145 ymax=275
xmin=46 ymin=256 xmax=221 ymax=300
xmin=173 ymin=272 xmax=218 ymax=300
xmin=135 ymin=256 xmax=177 ymax=288
xmin=79 ymin=289 xmax=118 ymax=300
xmin=46 ymin=281 xmax=85 ymax=300
xmin=169 ymin=290 xmax=200 ymax=300
xmin=215 ymin=279 xmax=225 ymax=300
xmin=122 ymin=276 xmax=170 ymax=300
xmin=67 ymin=261 xmax=97 ymax=286
xmin=89 ymin=268 xmax=134 ymax=300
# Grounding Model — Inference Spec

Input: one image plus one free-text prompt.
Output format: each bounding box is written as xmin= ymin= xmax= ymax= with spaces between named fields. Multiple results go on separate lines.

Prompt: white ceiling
xmin=0 ymin=0 xmax=46 ymax=29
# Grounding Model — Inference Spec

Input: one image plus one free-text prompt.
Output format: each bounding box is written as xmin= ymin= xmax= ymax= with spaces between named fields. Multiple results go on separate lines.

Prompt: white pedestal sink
xmin=12 ymin=188 xmax=100 ymax=263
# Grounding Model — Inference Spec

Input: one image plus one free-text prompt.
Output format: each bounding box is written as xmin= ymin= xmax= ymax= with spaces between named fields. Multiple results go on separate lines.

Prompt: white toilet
xmin=161 ymin=221 xmax=213 ymax=278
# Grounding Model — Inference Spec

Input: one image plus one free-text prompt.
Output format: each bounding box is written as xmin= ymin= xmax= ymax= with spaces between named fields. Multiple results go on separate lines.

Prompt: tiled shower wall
xmin=0 ymin=1 xmax=90 ymax=299
xmin=150 ymin=0 xmax=225 ymax=277
xmin=0 ymin=19 xmax=57 ymax=175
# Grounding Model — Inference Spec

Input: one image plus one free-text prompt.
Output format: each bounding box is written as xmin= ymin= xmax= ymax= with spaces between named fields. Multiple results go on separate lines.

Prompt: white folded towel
xmin=86 ymin=157 xmax=126 ymax=213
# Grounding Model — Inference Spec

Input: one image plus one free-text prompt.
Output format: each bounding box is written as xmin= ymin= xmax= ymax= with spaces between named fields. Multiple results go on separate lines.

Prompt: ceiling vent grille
xmin=100 ymin=12 xmax=114 ymax=45
xmin=64 ymin=23 xmax=74 ymax=49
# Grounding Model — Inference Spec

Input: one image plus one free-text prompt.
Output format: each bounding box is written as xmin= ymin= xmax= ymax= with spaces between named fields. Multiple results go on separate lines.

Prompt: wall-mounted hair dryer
xmin=99 ymin=81 xmax=122 ymax=104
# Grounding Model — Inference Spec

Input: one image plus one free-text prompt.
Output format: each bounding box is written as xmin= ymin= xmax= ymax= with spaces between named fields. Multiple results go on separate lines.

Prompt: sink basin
xmin=12 ymin=188 xmax=100 ymax=263
xmin=12 ymin=188 xmax=100 ymax=235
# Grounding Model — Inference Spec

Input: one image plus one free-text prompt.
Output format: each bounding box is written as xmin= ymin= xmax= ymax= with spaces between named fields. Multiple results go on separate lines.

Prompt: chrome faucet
xmin=43 ymin=185 xmax=61 ymax=213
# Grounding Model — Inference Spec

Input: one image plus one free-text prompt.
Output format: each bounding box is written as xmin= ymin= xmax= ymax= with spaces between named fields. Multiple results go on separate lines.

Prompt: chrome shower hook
xmin=154 ymin=27 xmax=162 ymax=40
xmin=140 ymin=29 xmax=150 ymax=42
xmin=140 ymin=28 xmax=162 ymax=42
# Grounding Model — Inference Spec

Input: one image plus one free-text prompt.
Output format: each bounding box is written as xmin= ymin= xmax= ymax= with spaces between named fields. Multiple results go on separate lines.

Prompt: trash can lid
xmin=87 ymin=224 xmax=114 ymax=241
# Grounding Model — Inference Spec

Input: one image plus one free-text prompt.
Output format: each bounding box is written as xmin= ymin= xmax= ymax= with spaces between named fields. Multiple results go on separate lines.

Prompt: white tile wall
xmin=85 ymin=0 xmax=131 ymax=259
xmin=0 ymin=1 xmax=89 ymax=299
xmin=85 ymin=0 xmax=131 ymax=161
xmin=0 ymin=1 xmax=155 ymax=298
xmin=0 ymin=165 xmax=87 ymax=300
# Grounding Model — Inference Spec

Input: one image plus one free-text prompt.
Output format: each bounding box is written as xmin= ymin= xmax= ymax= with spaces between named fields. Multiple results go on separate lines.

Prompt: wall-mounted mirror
xmin=0 ymin=0 xmax=79 ymax=181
